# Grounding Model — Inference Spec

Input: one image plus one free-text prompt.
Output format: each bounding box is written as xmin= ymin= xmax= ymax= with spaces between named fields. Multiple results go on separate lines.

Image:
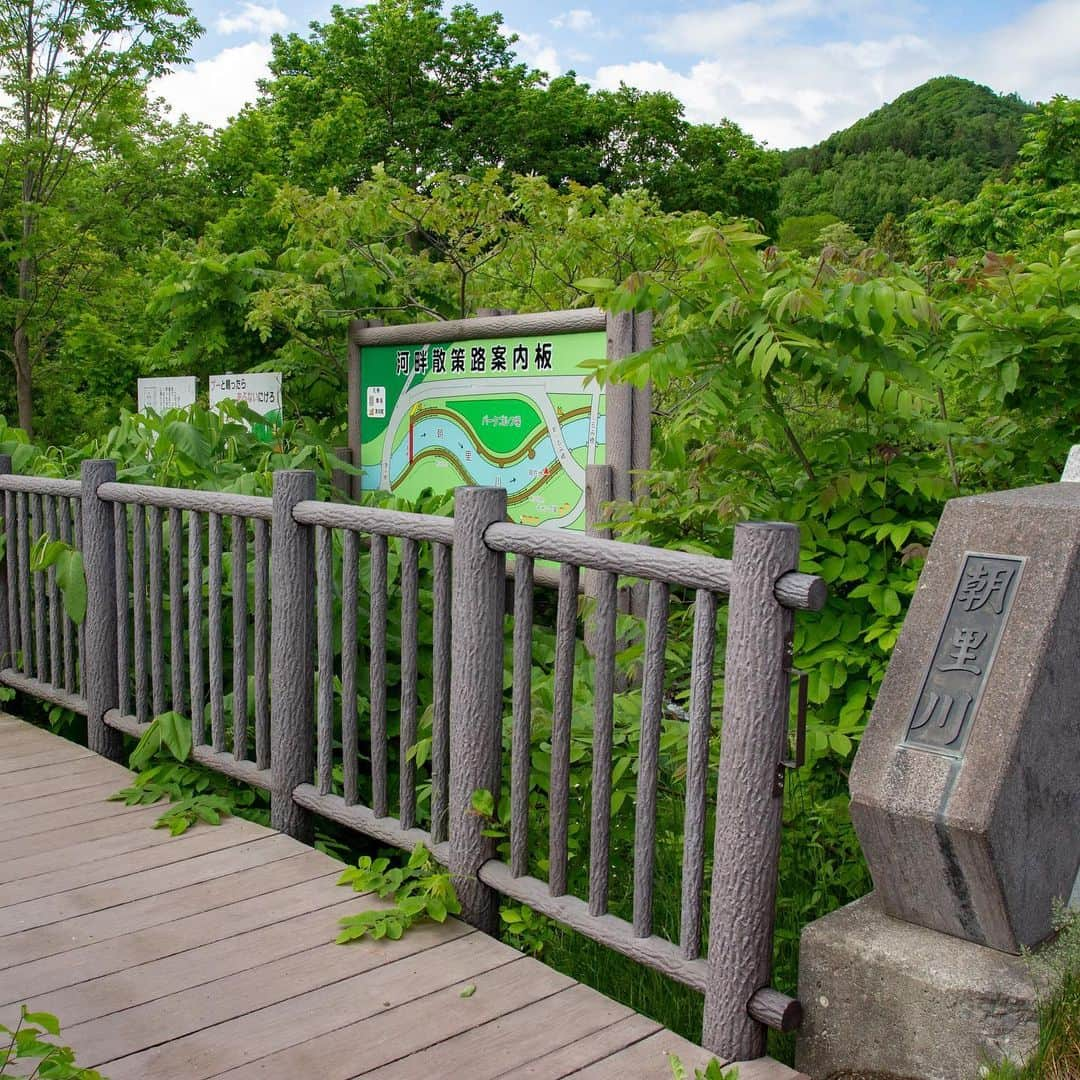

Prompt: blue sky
xmin=153 ymin=0 xmax=1080 ymax=148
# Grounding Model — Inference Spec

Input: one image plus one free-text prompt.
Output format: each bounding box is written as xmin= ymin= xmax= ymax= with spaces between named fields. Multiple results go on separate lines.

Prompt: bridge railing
xmin=0 ymin=467 xmax=85 ymax=717
xmin=0 ymin=456 xmax=825 ymax=1063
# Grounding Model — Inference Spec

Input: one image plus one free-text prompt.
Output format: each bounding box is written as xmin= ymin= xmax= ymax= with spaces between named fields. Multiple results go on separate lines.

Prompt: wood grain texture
xmin=350 ymin=307 xmax=606 ymax=347
xmin=485 ymin=523 xmax=824 ymax=610
xmin=549 ymin=561 xmax=579 ymax=898
xmin=0 ymin=668 xmax=87 ymax=714
xmin=81 ymin=461 xmax=122 ymax=760
xmin=96 ymin=482 xmax=272 ymax=521
xmin=293 ymin=500 xmax=455 ymax=544
xmin=0 ymin=474 xmax=80 ymax=498
xmin=369 ymin=531 xmax=389 ymax=816
xmin=430 ymin=539 xmax=451 ymax=841
xmin=702 ymin=522 xmax=799 ymax=1060
xmin=633 ymin=579 xmax=669 ymax=937
xmin=448 ymin=486 xmax=507 ymax=934
xmin=681 ymin=589 xmax=718 ymax=960
xmin=478 ymin=861 xmax=709 ymax=991
xmin=269 ymin=470 xmax=316 ymax=841
xmin=1 ymin=459 xmax=15 ymax=671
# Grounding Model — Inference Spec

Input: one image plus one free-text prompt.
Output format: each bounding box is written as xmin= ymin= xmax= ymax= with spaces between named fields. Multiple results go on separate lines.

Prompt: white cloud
xmin=152 ymin=41 xmax=273 ymax=129
xmin=551 ymin=10 xmax=596 ymax=33
xmin=504 ymin=27 xmax=560 ymax=76
xmin=956 ymin=0 xmax=1080 ymax=102
xmin=215 ymin=3 xmax=288 ymax=37
xmin=592 ymin=0 xmax=1080 ymax=148
xmin=655 ymin=0 xmax=820 ymax=54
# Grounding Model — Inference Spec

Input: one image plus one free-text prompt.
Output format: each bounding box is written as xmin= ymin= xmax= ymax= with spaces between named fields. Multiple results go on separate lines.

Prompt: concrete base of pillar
xmin=795 ymin=894 xmax=1041 ymax=1080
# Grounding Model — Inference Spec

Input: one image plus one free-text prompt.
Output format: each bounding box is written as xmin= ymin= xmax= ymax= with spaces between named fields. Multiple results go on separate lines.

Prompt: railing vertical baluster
xmin=316 ymin=524 xmax=334 ymax=794
xmin=702 ymin=522 xmax=799 ymax=1060
xmin=74 ymin=499 xmax=85 ymax=697
xmin=548 ymin=561 xmax=580 ymax=898
xmin=132 ymin=504 xmax=148 ymax=725
xmin=169 ymin=508 xmax=185 ymax=716
xmin=633 ymin=579 xmax=670 ymax=936
xmin=114 ymin=504 xmax=129 ymax=714
xmin=45 ymin=495 xmax=60 ymax=686
xmin=254 ymin=519 xmax=270 ymax=770
xmin=399 ymin=536 xmax=419 ymax=829
xmin=32 ymin=494 xmax=46 ymax=683
xmin=369 ymin=532 xmax=388 ymax=818
xmin=232 ymin=515 xmax=248 ymax=761
xmin=4 ymin=493 xmax=17 ymax=672
xmin=340 ymin=529 xmax=359 ymax=805
xmin=509 ymin=554 xmax=534 ymax=877
xmin=679 ymin=589 xmax=717 ymax=958
xmin=189 ymin=511 xmax=205 ymax=746
xmin=0 ymin=457 xmax=11 ymax=672
xmin=449 ymin=486 xmax=507 ymax=934
xmin=588 ymin=569 xmax=618 ymax=916
xmin=430 ymin=540 xmax=452 ymax=842
xmin=270 ymin=470 xmax=316 ymax=842
xmin=81 ymin=460 xmax=121 ymax=761
xmin=60 ymin=498 xmax=75 ymax=690
xmin=17 ymin=492 xmax=31 ymax=677
xmin=208 ymin=511 xmax=224 ymax=751
xmin=148 ymin=505 xmax=166 ymax=717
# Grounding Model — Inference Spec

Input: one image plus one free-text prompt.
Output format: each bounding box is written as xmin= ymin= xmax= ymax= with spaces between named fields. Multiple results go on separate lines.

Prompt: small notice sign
xmin=903 ymin=551 xmax=1025 ymax=758
xmin=137 ymin=377 xmax=197 ymax=415
xmin=209 ymin=373 xmax=283 ymax=442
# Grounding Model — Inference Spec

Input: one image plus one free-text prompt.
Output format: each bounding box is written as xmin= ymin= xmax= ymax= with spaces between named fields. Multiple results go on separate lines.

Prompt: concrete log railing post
xmin=270 ymin=469 xmax=316 ymax=842
xmin=82 ymin=459 xmax=123 ymax=762
xmin=702 ymin=520 xmax=800 ymax=1060
xmin=0 ymin=455 xmax=11 ymax=671
xmin=448 ymin=486 xmax=507 ymax=935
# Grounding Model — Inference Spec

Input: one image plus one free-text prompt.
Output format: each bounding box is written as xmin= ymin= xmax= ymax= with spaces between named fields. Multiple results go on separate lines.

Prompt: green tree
xmin=0 ymin=0 xmax=200 ymax=435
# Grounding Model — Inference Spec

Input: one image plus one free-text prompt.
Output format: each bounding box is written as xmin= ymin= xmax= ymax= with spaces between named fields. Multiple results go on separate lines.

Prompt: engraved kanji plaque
xmin=903 ymin=552 xmax=1024 ymax=757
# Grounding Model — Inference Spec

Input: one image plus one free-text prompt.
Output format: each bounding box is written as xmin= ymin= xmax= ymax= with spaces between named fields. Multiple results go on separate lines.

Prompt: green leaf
xmin=21 ymin=1009 xmax=61 ymax=1037
xmin=459 ymin=984 xmax=477 ymax=998
xmin=471 ymin=788 xmax=495 ymax=818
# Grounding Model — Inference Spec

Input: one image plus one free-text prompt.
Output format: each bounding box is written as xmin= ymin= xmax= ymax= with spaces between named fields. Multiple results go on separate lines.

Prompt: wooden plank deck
xmin=0 ymin=715 xmax=806 ymax=1079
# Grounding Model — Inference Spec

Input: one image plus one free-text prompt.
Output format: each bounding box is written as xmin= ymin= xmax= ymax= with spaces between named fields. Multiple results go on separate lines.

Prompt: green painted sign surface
xmin=358 ymin=331 xmax=607 ymax=530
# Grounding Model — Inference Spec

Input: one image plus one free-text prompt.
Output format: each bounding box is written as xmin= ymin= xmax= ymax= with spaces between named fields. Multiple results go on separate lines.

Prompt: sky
xmin=152 ymin=0 xmax=1080 ymax=149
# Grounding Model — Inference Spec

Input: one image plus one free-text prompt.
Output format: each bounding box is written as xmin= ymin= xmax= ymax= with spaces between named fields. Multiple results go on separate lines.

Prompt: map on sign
xmin=358 ymin=331 xmax=607 ymax=530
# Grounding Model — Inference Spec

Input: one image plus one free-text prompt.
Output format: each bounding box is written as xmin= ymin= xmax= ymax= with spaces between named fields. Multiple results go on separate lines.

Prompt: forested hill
xmin=778 ymin=77 xmax=1032 ymax=236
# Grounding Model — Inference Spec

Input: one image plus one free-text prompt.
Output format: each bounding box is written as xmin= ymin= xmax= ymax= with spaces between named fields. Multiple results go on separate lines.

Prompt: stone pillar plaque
xmin=850 ymin=484 xmax=1080 ymax=953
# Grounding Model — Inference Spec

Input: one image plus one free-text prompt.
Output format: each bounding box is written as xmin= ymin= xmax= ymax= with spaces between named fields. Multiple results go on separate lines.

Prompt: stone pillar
xmin=798 ymin=482 xmax=1080 ymax=1079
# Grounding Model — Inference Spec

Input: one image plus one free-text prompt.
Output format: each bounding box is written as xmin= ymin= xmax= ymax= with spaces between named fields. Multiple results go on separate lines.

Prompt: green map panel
xmin=358 ymin=329 xmax=607 ymax=530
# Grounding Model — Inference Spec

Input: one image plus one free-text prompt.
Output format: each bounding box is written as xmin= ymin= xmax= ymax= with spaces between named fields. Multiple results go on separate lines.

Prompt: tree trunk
xmin=14 ymin=247 xmax=34 ymax=436
xmin=13 ymin=322 xmax=33 ymax=436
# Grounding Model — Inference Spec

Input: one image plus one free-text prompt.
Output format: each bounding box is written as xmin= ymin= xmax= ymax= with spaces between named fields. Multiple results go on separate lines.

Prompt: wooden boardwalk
xmin=0 ymin=715 xmax=804 ymax=1079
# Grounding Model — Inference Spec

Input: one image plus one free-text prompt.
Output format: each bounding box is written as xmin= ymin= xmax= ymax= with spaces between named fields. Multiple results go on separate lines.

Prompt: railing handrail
xmin=0 ymin=474 xmax=81 ymax=498
xmin=485 ymin=520 xmax=826 ymax=610
xmin=292 ymin=499 xmax=455 ymax=545
xmin=96 ymin=481 xmax=273 ymax=521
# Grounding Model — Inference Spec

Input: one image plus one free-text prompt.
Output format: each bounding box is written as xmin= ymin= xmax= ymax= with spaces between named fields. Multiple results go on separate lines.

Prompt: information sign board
xmin=209 ymin=373 xmax=283 ymax=443
xmin=137 ymin=377 xmax=197 ymax=415
xmin=356 ymin=329 xmax=608 ymax=530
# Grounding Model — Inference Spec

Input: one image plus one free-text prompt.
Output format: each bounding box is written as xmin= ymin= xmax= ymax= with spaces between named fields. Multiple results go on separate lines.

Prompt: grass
xmin=981 ymin=904 xmax=1080 ymax=1080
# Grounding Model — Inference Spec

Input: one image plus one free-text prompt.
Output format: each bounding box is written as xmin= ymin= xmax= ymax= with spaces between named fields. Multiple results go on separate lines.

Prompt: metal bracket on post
xmin=774 ymin=669 xmax=809 ymax=797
